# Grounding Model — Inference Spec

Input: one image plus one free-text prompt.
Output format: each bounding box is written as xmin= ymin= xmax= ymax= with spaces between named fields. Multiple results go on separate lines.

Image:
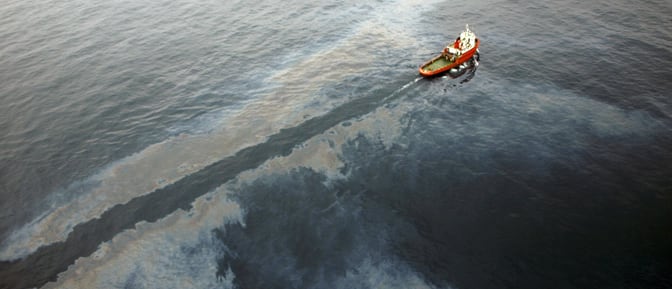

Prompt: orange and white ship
xmin=419 ymin=24 xmax=480 ymax=77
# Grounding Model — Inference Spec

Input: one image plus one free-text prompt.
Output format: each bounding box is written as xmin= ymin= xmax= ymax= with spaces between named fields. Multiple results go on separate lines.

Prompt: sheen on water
xmin=1 ymin=0 xmax=671 ymax=288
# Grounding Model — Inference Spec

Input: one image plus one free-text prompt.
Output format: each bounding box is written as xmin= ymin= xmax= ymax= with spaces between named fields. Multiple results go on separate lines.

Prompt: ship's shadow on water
xmin=446 ymin=53 xmax=480 ymax=84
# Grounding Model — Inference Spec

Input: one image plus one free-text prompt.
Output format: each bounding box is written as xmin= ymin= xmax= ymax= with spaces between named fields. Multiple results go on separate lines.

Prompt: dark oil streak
xmin=0 ymin=78 xmax=419 ymax=289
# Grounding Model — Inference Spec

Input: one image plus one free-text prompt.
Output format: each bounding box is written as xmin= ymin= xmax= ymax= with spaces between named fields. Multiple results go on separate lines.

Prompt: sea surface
xmin=1 ymin=0 xmax=671 ymax=288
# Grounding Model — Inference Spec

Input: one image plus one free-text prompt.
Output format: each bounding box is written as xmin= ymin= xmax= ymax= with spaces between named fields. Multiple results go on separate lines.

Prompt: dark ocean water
xmin=1 ymin=0 xmax=671 ymax=288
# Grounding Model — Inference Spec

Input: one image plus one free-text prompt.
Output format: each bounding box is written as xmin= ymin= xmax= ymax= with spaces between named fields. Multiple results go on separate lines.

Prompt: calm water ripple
xmin=1 ymin=0 xmax=671 ymax=288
